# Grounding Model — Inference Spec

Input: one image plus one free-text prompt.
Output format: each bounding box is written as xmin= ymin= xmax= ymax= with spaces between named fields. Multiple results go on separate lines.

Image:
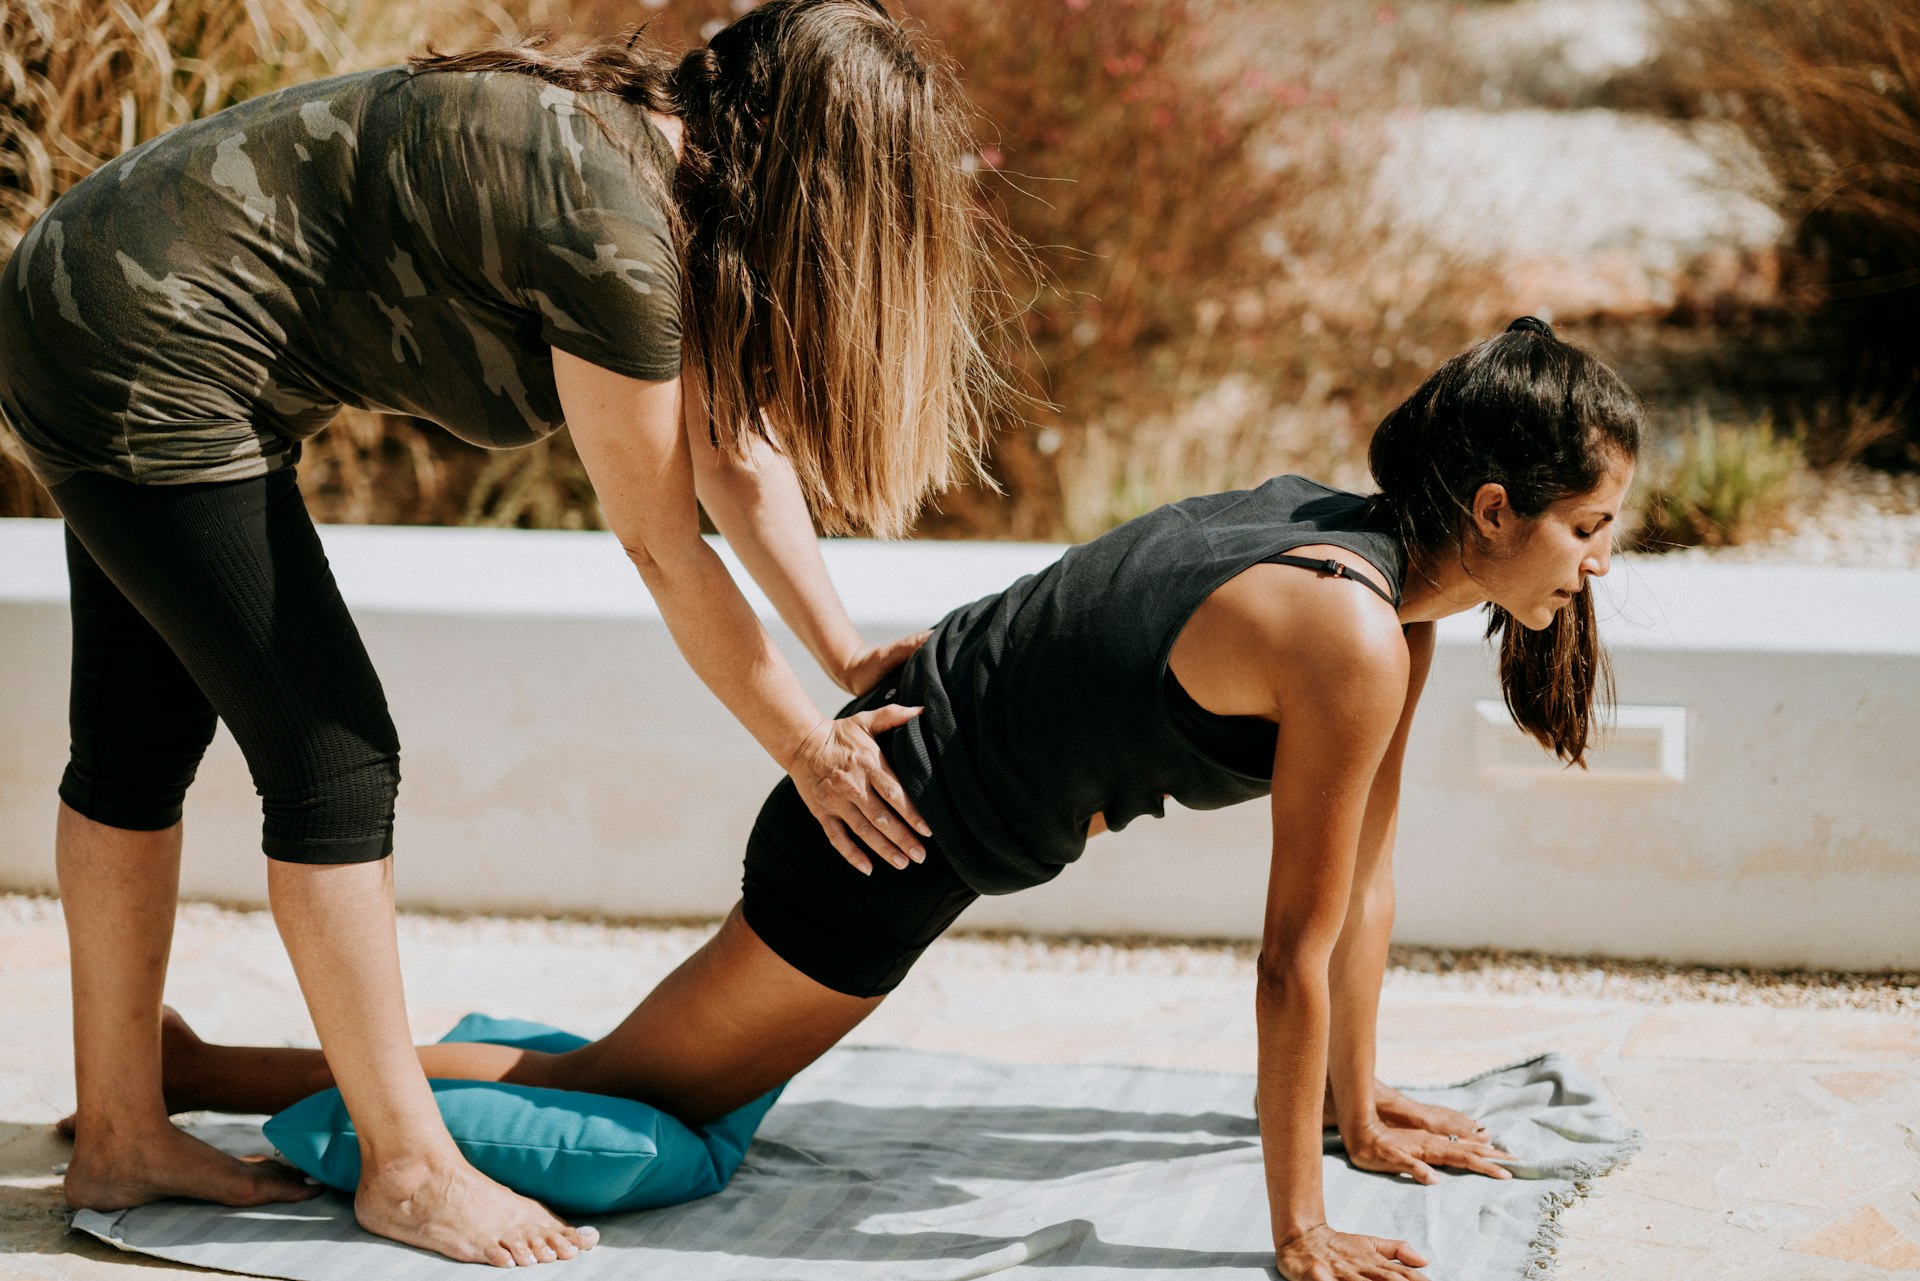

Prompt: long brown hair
xmin=1367 ymin=318 xmax=1643 ymax=765
xmin=410 ymin=0 xmax=1013 ymax=536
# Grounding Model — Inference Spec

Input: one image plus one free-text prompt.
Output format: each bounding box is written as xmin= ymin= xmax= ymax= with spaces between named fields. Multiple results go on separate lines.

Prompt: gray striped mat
xmin=72 ymin=1045 xmax=1637 ymax=1280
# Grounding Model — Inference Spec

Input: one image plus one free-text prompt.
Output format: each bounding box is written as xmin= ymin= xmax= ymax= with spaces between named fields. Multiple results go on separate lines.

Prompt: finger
xmin=1451 ymin=1138 xmax=1514 ymax=1161
xmin=848 ymin=712 xmax=932 ymax=837
xmin=1415 ymin=1106 xmax=1478 ymax=1137
xmin=1356 ymin=1149 xmax=1435 ymax=1185
xmin=1380 ymin=1238 xmax=1430 ymax=1268
xmin=857 ymin=702 xmax=926 ymax=734
xmin=890 ymin=784 xmax=931 ymax=839
xmin=1447 ymin=1153 xmax=1513 ymax=1179
xmin=844 ymin=809 xmax=911 ymax=870
xmin=880 ymin=630 xmax=931 ymax=660
xmin=819 ymin=816 xmax=874 ymax=875
xmin=1365 ymin=1268 xmax=1426 ymax=1281
xmin=866 ymin=774 xmax=927 ymax=862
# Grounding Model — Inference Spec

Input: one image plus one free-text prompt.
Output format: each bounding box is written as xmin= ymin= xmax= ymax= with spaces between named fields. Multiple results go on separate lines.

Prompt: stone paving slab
xmin=0 ymin=896 xmax=1916 ymax=1279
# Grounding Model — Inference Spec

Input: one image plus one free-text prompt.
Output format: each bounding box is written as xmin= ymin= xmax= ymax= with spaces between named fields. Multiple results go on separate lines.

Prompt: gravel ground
xmin=8 ymin=893 xmax=1908 ymax=1017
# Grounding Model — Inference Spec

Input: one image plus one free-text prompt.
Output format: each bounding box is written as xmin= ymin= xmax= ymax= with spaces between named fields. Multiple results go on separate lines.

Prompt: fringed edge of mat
xmin=1518 ymin=1126 xmax=1646 ymax=1280
xmin=1387 ymin=1049 xmax=1646 ymax=1281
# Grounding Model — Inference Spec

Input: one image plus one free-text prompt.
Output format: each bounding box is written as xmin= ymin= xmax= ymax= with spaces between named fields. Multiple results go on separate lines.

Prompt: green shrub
xmin=1633 ymin=408 xmax=1806 ymax=550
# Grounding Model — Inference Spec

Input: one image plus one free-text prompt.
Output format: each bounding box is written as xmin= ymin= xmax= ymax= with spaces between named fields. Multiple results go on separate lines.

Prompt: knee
xmin=60 ymin=707 xmax=219 ymax=833
xmin=258 ymin=721 xmax=402 ymax=866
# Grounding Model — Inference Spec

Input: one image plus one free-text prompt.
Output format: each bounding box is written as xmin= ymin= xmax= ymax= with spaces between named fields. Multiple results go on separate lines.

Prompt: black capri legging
xmin=49 ymin=466 xmax=400 ymax=863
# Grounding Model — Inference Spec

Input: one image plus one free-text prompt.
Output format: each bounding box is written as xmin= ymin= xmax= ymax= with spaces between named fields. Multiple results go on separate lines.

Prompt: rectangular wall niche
xmin=1474 ymin=701 xmax=1688 ymax=782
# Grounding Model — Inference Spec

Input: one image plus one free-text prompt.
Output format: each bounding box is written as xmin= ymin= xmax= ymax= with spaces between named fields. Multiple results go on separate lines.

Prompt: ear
xmin=1470 ymin=481 xmax=1510 ymax=540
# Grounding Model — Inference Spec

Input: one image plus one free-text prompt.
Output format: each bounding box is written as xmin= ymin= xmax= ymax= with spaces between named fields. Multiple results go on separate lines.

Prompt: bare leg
xmin=167 ymin=904 xmax=882 ymax=1129
xmin=540 ymin=905 xmax=884 ymax=1124
xmin=268 ymin=857 xmax=597 ymax=1267
xmin=57 ymin=805 xmax=320 ymax=1210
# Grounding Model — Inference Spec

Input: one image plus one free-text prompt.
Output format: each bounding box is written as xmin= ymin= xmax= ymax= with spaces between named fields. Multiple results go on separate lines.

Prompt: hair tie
xmin=1506 ymin=315 xmax=1554 ymax=339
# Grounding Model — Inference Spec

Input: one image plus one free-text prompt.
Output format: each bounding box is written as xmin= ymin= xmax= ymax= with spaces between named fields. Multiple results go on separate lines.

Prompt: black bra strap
xmin=1266 ymin=554 xmax=1397 ymax=607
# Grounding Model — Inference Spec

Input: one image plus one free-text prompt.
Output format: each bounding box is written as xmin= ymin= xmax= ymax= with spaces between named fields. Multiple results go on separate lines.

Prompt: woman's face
xmin=1474 ymin=454 xmax=1634 ymax=631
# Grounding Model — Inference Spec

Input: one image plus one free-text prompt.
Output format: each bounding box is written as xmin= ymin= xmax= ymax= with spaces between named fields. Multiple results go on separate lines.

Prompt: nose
xmin=1584 ymin=532 xmax=1614 ymax=580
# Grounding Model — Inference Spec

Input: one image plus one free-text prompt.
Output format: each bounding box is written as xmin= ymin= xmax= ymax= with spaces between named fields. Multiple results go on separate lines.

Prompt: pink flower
xmin=979 ymin=145 xmax=1004 ymax=169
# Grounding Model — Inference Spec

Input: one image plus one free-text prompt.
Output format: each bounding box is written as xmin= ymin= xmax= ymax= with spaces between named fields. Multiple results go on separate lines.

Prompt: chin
xmin=1515 ymin=605 xmax=1560 ymax=632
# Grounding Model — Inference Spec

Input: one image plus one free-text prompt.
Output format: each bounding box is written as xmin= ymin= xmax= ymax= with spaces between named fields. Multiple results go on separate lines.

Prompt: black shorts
xmin=740 ymin=686 xmax=978 ymax=999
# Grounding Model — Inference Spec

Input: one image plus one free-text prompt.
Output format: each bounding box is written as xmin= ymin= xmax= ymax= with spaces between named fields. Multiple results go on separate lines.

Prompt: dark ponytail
xmin=1368 ymin=317 xmax=1643 ymax=765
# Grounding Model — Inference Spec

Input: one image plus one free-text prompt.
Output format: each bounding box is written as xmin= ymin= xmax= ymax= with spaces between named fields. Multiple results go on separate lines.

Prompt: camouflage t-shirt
xmin=0 ymin=66 xmax=681 ymax=486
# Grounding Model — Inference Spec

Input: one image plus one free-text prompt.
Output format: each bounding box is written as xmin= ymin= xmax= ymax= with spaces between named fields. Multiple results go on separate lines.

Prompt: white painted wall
xmin=3 ymin=518 xmax=1915 ymax=969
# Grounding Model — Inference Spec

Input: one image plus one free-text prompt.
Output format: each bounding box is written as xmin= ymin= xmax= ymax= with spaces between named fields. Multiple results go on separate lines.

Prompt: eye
xmin=1575 ymin=527 xmax=1594 ymax=539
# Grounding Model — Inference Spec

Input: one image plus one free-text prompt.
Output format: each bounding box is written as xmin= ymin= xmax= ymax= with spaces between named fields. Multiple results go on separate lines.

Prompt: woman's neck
xmin=1395 ymin=549 xmax=1490 ymax=626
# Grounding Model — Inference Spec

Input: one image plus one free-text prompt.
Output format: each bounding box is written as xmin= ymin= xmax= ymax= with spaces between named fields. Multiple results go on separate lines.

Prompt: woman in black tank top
xmin=154 ymin=320 xmax=1644 ymax=1281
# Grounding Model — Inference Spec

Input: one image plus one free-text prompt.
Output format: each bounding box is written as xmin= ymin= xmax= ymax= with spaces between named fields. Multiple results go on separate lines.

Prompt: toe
xmin=486 ymin=1244 xmax=516 ymax=1268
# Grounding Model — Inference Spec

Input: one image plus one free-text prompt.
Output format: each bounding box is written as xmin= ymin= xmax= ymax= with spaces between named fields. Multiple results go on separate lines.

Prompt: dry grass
xmin=0 ymin=0 xmax=1546 ymax=537
xmin=1617 ymin=0 xmax=1920 ymax=469
xmin=908 ymin=0 xmax=1499 ymax=539
xmin=0 ymin=0 xmax=559 ymax=521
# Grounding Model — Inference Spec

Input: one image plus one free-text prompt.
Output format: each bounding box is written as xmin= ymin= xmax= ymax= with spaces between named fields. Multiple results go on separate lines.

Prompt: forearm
xmin=630 ymin=538 xmax=827 ymax=770
xmin=1255 ymin=967 xmax=1334 ymax=1249
xmin=1325 ymin=754 xmax=1406 ymax=1131
xmin=693 ymin=437 xmax=863 ymax=688
xmin=1325 ymin=871 xmax=1393 ymax=1133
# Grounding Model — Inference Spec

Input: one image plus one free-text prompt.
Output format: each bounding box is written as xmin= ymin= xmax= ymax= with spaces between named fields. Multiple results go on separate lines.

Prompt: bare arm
xmin=1325 ymin=621 xmax=1433 ymax=1133
xmin=682 ymin=384 xmax=927 ymax=696
xmin=1324 ymin=621 xmax=1515 ymax=1182
xmin=1252 ymin=594 xmax=1431 ymax=1280
xmin=556 ymin=349 xmax=930 ymax=872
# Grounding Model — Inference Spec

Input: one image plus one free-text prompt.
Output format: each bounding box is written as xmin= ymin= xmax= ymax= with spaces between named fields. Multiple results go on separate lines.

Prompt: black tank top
xmin=884 ymin=475 xmax=1407 ymax=895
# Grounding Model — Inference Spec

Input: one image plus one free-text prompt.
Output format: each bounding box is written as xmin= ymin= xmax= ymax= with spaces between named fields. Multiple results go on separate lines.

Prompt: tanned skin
xmin=103 ymin=461 xmax=1631 ymax=1281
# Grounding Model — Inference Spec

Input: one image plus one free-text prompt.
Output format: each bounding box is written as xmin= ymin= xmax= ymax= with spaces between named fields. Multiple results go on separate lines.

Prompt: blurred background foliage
xmin=1 ymin=0 xmax=1914 ymax=549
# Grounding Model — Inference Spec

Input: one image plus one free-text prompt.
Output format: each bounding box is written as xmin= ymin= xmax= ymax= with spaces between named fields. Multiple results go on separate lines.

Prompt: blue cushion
xmin=263 ymin=1013 xmax=783 ymax=1214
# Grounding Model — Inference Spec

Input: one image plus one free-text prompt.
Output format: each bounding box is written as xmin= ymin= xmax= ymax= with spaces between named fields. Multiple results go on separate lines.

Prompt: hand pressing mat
xmin=72 ymin=1046 xmax=1638 ymax=1280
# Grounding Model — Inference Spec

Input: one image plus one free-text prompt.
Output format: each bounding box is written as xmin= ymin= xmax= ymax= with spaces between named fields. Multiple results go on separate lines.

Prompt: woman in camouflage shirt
xmin=0 ymin=0 xmax=1009 ymax=1265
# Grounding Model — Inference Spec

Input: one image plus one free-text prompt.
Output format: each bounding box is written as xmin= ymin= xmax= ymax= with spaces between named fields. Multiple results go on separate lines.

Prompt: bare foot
xmin=57 ymin=1007 xmax=208 ymax=1139
xmin=64 ymin=1120 xmax=321 ymax=1211
xmin=356 ymin=1157 xmax=598 ymax=1267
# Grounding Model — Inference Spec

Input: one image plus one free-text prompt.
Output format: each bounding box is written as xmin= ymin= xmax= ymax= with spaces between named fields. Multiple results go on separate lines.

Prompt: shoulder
xmin=1279 ymin=574 xmax=1408 ymax=693
xmin=1195 ymin=558 xmax=1408 ymax=713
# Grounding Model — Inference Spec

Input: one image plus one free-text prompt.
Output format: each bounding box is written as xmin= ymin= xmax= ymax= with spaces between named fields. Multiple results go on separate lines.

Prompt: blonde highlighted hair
xmin=412 ymin=0 xmax=1014 ymax=536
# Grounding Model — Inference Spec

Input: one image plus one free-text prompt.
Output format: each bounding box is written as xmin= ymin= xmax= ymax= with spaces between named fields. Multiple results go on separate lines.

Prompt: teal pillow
xmin=263 ymin=1013 xmax=782 ymax=1214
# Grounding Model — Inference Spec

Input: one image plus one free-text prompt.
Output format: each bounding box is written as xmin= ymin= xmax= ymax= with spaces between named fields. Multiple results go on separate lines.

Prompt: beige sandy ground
xmin=1 ymin=894 xmax=1916 ymax=1280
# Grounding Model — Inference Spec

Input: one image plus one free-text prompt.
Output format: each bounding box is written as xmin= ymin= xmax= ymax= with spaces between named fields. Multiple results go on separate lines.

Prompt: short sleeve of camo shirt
xmin=503 ymin=88 xmax=683 ymax=383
